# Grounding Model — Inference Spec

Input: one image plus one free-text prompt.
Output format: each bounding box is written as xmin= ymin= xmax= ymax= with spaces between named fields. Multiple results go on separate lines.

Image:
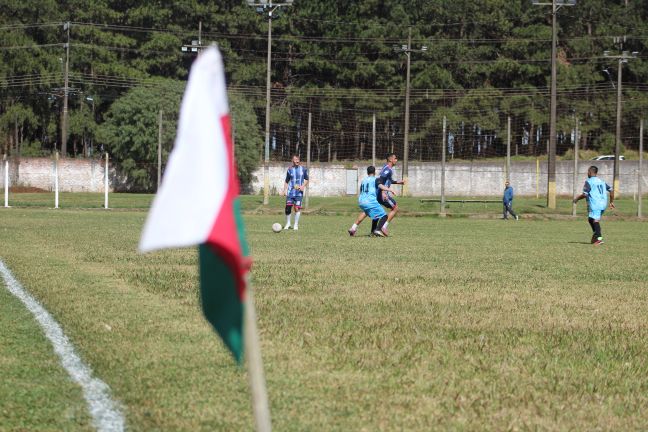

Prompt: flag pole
xmin=244 ymin=277 xmax=272 ymax=432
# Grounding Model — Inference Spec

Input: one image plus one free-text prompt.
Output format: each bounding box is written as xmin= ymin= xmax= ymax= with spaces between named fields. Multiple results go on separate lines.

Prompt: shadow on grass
xmin=567 ymin=241 xmax=592 ymax=245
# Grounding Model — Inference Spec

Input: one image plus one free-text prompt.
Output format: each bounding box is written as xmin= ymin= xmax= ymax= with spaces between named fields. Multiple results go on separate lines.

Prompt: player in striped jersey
xmin=573 ymin=165 xmax=615 ymax=245
xmin=282 ymin=154 xmax=309 ymax=230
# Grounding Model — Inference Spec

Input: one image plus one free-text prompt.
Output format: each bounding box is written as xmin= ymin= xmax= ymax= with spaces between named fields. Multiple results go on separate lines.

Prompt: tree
xmin=97 ymin=79 xmax=184 ymax=191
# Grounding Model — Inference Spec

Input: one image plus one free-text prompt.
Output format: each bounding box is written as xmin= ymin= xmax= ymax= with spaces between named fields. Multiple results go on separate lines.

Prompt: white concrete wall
xmin=251 ymin=160 xmax=647 ymax=197
xmin=0 ymin=157 xmax=110 ymax=192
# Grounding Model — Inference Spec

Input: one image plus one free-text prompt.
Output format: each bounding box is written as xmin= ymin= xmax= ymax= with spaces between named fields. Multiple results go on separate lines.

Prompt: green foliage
xmin=97 ymin=79 xmax=184 ymax=191
xmin=230 ymin=93 xmax=262 ymax=189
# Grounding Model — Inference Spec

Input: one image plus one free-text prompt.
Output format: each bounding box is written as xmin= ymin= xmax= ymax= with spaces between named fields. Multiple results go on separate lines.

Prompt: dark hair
xmin=386 ymin=152 xmax=396 ymax=160
xmin=367 ymin=165 xmax=376 ymax=175
xmin=291 ymin=154 xmax=300 ymax=159
xmin=589 ymin=165 xmax=598 ymax=174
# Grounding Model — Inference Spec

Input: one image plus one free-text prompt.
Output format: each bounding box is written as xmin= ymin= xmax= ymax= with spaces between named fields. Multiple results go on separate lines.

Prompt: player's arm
xmin=282 ymin=171 xmax=290 ymax=196
xmin=573 ymin=181 xmax=589 ymax=203
xmin=300 ymin=169 xmax=309 ymax=191
xmin=377 ymin=183 xmax=397 ymax=195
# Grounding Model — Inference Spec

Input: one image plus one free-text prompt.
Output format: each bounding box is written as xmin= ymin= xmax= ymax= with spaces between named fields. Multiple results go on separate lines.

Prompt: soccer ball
xmin=272 ymin=222 xmax=282 ymax=233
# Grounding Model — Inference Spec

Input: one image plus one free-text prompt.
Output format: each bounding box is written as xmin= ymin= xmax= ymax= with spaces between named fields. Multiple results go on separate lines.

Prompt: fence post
xmin=639 ymin=119 xmax=644 ymax=218
xmin=572 ymin=120 xmax=579 ymax=217
xmin=157 ymin=109 xmax=163 ymax=191
xmin=104 ymin=152 xmax=109 ymax=209
xmin=506 ymin=116 xmax=511 ymax=181
xmin=305 ymin=112 xmax=311 ymax=209
xmin=440 ymin=116 xmax=447 ymax=217
xmin=536 ymin=158 xmax=540 ymax=199
xmin=3 ymin=154 xmax=8 ymax=208
xmin=372 ymin=112 xmax=376 ymax=168
xmin=54 ymin=151 xmax=59 ymax=209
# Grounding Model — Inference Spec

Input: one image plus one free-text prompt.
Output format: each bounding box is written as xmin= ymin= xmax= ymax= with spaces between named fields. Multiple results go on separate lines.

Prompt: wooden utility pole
xmin=157 ymin=109 xmax=163 ymax=191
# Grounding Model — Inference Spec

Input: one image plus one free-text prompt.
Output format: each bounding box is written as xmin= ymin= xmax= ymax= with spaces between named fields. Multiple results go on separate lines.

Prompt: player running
xmin=573 ymin=165 xmax=615 ymax=245
xmin=348 ymin=153 xmax=406 ymax=236
xmin=351 ymin=166 xmax=395 ymax=237
xmin=282 ymin=154 xmax=309 ymax=231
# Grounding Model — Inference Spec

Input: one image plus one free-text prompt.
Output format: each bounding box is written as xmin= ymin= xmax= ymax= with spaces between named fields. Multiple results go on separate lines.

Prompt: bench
xmin=420 ymin=198 xmax=501 ymax=208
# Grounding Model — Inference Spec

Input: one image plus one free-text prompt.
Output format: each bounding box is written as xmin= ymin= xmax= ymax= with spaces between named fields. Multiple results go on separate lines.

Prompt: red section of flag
xmin=206 ymin=114 xmax=249 ymax=301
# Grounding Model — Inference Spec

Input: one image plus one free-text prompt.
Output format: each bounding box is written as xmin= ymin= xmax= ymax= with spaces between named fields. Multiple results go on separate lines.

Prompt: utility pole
xmin=61 ymin=22 xmax=70 ymax=157
xmin=506 ymin=116 xmax=511 ymax=181
xmin=532 ymin=0 xmax=576 ymax=209
xmin=248 ymin=1 xmax=294 ymax=205
xmin=181 ymin=21 xmax=203 ymax=53
xmin=603 ymin=49 xmax=637 ymax=195
xmin=572 ymin=119 xmax=579 ymax=217
xmin=639 ymin=119 xmax=643 ymax=218
xmin=440 ymin=116 xmax=447 ymax=216
xmin=394 ymin=30 xmax=427 ymax=196
xmin=157 ymin=110 xmax=163 ymax=191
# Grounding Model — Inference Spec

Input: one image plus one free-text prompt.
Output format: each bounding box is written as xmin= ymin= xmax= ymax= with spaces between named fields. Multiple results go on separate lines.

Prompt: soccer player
xmin=502 ymin=181 xmax=519 ymax=220
xmin=282 ymin=154 xmax=309 ymax=231
xmin=573 ymin=165 xmax=615 ymax=245
xmin=351 ymin=166 xmax=395 ymax=237
xmin=348 ymin=153 xmax=406 ymax=236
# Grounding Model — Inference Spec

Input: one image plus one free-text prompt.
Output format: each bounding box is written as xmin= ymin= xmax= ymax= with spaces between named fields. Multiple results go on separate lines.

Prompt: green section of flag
xmin=199 ymin=244 xmax=244 ymax=363
xmin=234 ymin=199 xmax=249 ymax=257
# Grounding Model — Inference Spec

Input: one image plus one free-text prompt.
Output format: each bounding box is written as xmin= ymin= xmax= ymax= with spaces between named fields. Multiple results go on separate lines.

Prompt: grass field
xmin=4 ymin=192 xmax=646 ymax=218
xmin=1 ymin=204 xmax=648 ymax=430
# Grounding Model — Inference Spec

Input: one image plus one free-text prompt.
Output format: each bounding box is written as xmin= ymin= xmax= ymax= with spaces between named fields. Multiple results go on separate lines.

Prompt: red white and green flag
xmin=139 ymin=47 xmax=250 ymax=363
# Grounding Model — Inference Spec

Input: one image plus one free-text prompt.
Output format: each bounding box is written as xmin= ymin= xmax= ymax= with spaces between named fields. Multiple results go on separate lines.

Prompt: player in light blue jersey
xmin=282 ymin=154 xmax=309 ymax=230
xmin=348 ymin=166 xmax=397 ymax=237
xmin=573 ymin=165 xmax=615 ymax=245
xmin=348 ymin=153 xmax=405 ymax=236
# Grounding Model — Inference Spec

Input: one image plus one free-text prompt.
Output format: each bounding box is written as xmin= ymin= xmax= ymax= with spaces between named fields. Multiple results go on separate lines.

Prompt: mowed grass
xmin=5 ymin=192 xmax=646 ymax=217
xmin=1 ymin=208 xmax=648 ymax=430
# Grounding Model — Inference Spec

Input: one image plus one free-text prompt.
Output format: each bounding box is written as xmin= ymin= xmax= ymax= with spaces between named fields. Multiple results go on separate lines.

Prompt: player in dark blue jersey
xmin=348 ymin=153 xmax=406 ymax=236
xmin=282 ymin=154 xmax=309 ymax=230
xmin=573 ymin=165 xmax=615 ymax=245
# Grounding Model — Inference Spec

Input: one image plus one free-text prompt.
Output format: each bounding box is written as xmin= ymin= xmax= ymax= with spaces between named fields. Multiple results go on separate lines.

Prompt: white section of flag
xmin=140 ymin=46 xmax=230 ymax=253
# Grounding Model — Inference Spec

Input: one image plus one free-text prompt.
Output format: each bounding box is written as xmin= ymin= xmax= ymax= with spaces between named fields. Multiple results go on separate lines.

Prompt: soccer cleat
xmin=293 ymin=225 xmax=299 ymax=231
xmin=380 ymin=226 xmax=389 ymax=237
xmin=283 ymin=224 xmax=291 ymax=230
xmin=373 ymin=229 xmax=385 ymax=237
xmin=591 ymin=235 xmax=597 ymax=244
xmin=515 ymin=215 xmax=519 ymax=221
xmin=593 ymin=237 xmax=604 ymax=246
xmin=348 ymin=228 xmax=356 ymax=237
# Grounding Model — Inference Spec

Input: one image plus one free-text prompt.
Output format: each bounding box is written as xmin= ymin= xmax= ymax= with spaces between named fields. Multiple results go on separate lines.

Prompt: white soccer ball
xmin=272 ymin=222 xmax=283 ymax=233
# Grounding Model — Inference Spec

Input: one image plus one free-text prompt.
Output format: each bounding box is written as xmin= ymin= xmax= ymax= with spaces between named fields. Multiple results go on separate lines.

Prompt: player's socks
xmin=383 ymin=221 xmax=389 ymax=228
xmin=284 ymin=214 xmax=291 ymax=229
xmin=351 ymin=223 xmax=358 ymax=230
xmin=294 ymin=211 xmax=301 ymax=227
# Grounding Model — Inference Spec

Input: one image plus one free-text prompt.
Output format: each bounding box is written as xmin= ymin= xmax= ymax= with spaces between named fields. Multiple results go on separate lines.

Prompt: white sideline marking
xmin=0 ymin=259 xmax=125 ymax=432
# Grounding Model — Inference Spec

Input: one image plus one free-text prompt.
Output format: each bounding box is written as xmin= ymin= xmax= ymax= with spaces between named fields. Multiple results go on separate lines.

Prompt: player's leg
xmin=348 ymin=212 xmax=366 ymax=236
xmin=293 ymin=197 xmax=303 ymax=230
xmin=378 ymin=193 xmax=398 ymax=231
xmin=503 ymin=203 xmax=508 ymax=220
xmin=373 ymin=215 xmax=389 ymax=237
xmin=587 ymin=217 xmax=596 ymax=242
xmin=589 ymin=210 xmax=604 ymax=244
xmin=507 ymin=202 xmax=518 ymax=220
xmin=284 ymin=198 xmax=293 ymax=229
xmin=370 ymin=205 xmax=389 ymax=237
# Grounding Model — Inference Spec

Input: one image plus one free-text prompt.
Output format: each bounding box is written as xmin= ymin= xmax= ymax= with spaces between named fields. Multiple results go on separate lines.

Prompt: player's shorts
xmin=286 ymin=195 xmax=303 ymax=208
xmin=359 ymin=201 xmax=387 ymax=220
xmin=588 ymin=209 xmax=604 ymax=221
xmin=378 ymin=191 xmax=397 ymax=209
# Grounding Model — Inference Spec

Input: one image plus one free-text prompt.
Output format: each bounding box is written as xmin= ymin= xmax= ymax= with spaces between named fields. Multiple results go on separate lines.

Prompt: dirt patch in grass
xmin=10 ymin=186 xmax=48 ymax=193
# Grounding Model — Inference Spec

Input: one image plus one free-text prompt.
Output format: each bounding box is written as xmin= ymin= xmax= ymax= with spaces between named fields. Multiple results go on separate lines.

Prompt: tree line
xmin=1 ymin=0 xmax=647 ymax=190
